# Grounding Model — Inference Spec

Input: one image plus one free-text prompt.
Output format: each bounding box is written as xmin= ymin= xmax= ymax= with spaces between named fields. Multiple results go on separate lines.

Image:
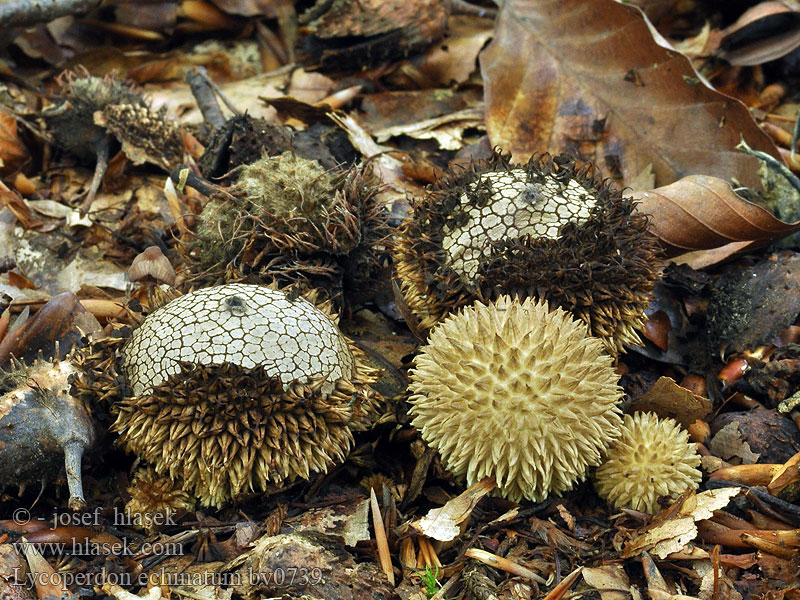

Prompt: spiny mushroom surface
xmin=114 ymin=283 xmax=380 ymax=507
xmin=187 ymin=152 xmax=389 ymax=304
xmin=394 ymin=151 xmax=662 ymax=354
xmin=125 ymin=467 xmax=195 ymax=533
xmin=408 ymin=296 xmax=623 ymax=502
xmin=43 ymin=71 xmax=182 ymax=210
xmin=123 ymin=284 xmax=354 ymax=397
xmin=593 ymin=412 xmax=702 ymax=514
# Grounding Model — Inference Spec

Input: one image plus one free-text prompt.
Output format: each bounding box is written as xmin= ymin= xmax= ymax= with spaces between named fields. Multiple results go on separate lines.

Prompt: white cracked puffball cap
xmin=441 ymin=169 xmax=596 ymax=282
xmin=123 ymin=284 xmax=355 ymax=397
xmin=594 ymin=411 xmax=702 ymax=514
xmin=408 ymin=296 xmax=623 ymax=502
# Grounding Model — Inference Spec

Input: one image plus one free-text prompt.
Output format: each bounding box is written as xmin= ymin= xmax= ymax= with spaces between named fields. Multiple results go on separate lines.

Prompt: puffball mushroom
xmin=112 ymin=283 xmax=381 ymax=507
xmin=125 ymin=468 xmax=195 ymax=533
xmin=43 ymin=71 xmax=182 ymax=210
xmin=394 ymin=151 xmax=662 ymax=354
xmin=187 ymin=152 xmax=389 ymax=304
xmin=593 ymin=412 xmax=702 ymax=514
xmin=0 ymin=360 xmax=95 ymax=509
xmin=408 ymin=296 xmax=623 ymax=502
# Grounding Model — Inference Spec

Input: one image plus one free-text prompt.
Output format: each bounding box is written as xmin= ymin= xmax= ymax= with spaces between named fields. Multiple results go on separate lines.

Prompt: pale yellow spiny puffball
xmin=408 ymin=296 xmax=623 ymax=502
xmin=594 ymin=411 xmax=702 ymax=514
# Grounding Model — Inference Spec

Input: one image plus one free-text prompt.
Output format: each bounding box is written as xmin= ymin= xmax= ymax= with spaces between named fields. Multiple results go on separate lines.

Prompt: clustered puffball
xmin=394 ymin=151 xmax=662 ymax=354
xmin=112 ymin=283 xmax=381 ymax=507
xmin=593 ymin=412 xmax=702 ymax=514
xmin=408 ymin=296 xmax=623 ymax=502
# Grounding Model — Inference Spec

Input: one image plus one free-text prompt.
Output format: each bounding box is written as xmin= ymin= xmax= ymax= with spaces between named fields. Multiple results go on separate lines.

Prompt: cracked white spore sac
xmin=123 ymin=284 xmax=355 ymax=397
xmin=441 ymin=169 xmax=596 ymax=282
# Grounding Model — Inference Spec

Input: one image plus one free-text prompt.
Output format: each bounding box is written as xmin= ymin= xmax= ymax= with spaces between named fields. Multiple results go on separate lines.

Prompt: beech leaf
xmin=479 ymin=0 xmax=780 ymax=189
xmin=633 ymin=174 xmax=800 ymax=257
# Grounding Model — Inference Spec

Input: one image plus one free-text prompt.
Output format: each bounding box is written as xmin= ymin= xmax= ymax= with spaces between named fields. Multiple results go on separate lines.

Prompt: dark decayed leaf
xmin=479 ymin=0 xmax=780 ymax=189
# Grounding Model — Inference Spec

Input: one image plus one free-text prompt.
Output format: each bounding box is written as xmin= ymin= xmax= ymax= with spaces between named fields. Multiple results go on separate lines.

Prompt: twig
xmin=186 ymin=68 xmax=226 ymax=130
xmin=450 ymin=0 xmax=498 ymax=18
xmin=0 ymin=0 xmax=104 ymax=28
xmin=736 ymin=138 xmax=800 ymax=196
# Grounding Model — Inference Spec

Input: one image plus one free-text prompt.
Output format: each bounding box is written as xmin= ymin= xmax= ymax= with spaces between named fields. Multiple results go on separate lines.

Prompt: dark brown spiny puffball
xmin=0 ymin=360 xmax=95 ymax=509
xmin=125 ymin=467 xmax=195 ymax=533
xmin=185 ymin=152 xmax=389 ymax=305
xmin=111 ymin=283 xmax=382 ymax=508
xmin=394 ymin=152 xmax=663 ymax=354
xmin=43 ymin=71 xmax=183 ymax=207
xmin=45 ymin=70 xmax=182 ymax=168
xmin=44 ymin=71 xmax=144 ymax=163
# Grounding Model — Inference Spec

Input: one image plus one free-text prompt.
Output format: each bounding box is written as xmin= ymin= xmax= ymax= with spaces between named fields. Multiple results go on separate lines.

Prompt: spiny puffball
xmin=394 ymin=151 xmax=662 ymax=355
xmin=115 ymin=283 xmax=380 ymax=507
xmin=408 ymin=296 xmax=623 ymax=502
xmin=593 ymin=411 xmax=702 ymax=514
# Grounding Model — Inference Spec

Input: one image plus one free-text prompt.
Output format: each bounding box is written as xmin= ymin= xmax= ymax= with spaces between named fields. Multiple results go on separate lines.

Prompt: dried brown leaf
xmin=414 ymin=15 xmax=494 ymax=86
xmin=582 ymin=565 xmax=630 ymax=600
xmin=624 ymin=489 xmax=741 ymax=559
xmin=479 ymin=0 xmax=780 ymax=189
xmin=634 ymin=175 xmax=800 ymax=257
xmin=412 ymin=477 xmax=495 ymax=541
xmin=0 ymin=110 xmax=28 ymax=175
xmin=716 ymin=2 xmax=800 ymax=66
xmin=632 ymin=377 xmax=712 ymax=428
xmin=0 ymin=185 xmax=41 ymax=229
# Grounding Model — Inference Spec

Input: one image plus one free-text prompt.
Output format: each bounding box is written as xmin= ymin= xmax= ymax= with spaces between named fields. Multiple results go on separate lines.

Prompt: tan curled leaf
xmin=583 ymin=565 xmax=630 ymax=600
xmin=412 ymin=477 xmax=496 ymax=541
xmin=632 ymin=377 xmax=712 ymax=428
xmin=634 ymin=174 xmax=800 ymax=258
xmin=479 ymin=0 xmax=779 ymax=189
xmin=715 ymin=2 xmax=800 ymax=66
xmin=624 ymin=489 xmax=741 ymax=559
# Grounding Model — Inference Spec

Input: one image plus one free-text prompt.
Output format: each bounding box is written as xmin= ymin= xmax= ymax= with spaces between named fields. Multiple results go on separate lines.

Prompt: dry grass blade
xmin=417 ymin=536 xmax=442 ymax=567
xmin=370 ymin=487 xmax=395 ymax=586
xmin=464 ymin=548 xmax=546 ymax=584
xmin=541 ymin=565 xmax=583 ymax=600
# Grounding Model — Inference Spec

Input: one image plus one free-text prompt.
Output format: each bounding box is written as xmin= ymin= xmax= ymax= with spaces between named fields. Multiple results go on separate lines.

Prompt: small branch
xmin=186 ymin=68 xmax=226 ymax=130
xmin=0 ymin=0 xmax=103 ymax=28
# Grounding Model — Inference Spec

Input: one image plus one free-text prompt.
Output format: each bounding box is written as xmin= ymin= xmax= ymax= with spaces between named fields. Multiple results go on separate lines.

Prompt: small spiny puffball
xmin=408 ymin=296 xmax=623 ymax=502
xmin=123 ymin=283 xmax=354 ymax=397
xmin=593 ymin=412 xmax=702 ymax=514
xmin=125 ymin=468 xmax=194 ymax=533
